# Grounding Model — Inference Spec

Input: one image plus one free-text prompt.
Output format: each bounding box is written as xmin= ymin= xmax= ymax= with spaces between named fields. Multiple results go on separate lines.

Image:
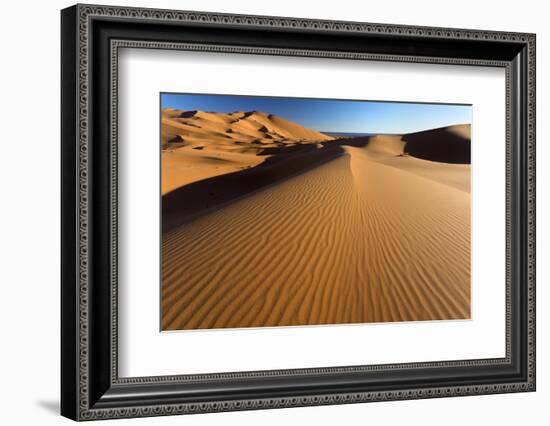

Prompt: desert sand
xmin=161 ymin=109 xmax=471 ymax=330
xmin=161 ymin=108 xmax=333 ymax=195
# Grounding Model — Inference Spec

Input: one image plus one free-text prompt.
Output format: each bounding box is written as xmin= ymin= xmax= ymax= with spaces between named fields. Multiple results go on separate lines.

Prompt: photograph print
xmin=160 ymin=93 xmax=472 ymax=331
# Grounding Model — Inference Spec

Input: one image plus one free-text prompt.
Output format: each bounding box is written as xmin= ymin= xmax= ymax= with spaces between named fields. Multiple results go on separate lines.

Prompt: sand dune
xmin=161 ymin=108 xmax=333 ymax=194
xmin=162 ymin=134 xmax=369 ymax=232
xmin=161 ymin=117 xmax=471 ymax=330
xmin=403 ymin=124 xmax=471 ymax=164
xmin=364 ymin=134 xmax=470 ymax=193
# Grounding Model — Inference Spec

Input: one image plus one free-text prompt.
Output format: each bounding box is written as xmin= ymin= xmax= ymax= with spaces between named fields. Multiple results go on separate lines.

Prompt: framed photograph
xmin=61 ymin=4 xmax=536 ymax=421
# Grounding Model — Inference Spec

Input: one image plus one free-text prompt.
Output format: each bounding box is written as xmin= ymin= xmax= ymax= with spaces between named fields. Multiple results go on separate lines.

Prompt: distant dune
xmin=161 ymin=108 xmax=333 ymax=195
xmin=161 ymin=111 xmax=471 ymax=330
xmin=363 ymin=134 xmax=470 ymax=193
xmin=403 ymin=124 xmax=471 ymax=164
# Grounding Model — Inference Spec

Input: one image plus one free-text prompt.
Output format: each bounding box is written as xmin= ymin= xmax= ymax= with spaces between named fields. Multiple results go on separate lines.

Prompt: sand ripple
xmin=161 ymin=141 xmax=470 ymax=330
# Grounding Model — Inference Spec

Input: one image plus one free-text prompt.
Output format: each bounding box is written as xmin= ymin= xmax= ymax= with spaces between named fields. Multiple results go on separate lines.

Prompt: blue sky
xmin=161 ymin=93 xmax=471 ymax=134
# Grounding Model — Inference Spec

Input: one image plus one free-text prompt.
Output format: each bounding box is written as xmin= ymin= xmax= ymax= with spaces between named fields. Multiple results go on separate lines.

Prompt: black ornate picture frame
xmin=61 ymin=4 xmax=536 ymax=421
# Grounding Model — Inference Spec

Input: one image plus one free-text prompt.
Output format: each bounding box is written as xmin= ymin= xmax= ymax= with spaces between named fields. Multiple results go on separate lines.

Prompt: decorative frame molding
xmin=61 ymin=4 xmax=536 ymax=421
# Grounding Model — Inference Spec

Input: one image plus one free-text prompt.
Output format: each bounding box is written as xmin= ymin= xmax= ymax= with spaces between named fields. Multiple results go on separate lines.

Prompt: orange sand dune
xmin=365 ymin=134 xmax=470 ymax=192
xmin=161 ymin=122 xmax=471 ymax=330
xmin=161 ymin=108 xmax=334 ymax=194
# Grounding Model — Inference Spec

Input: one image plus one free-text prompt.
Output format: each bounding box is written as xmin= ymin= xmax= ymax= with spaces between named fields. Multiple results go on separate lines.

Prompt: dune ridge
xmin=161 ymin=116 xmax=471 ymax=329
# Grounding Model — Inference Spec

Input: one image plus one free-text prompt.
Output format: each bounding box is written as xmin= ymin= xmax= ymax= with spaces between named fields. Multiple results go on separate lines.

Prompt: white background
xmin=0 ymin=0 xmax=547 ymax=425
xmin=119 ymin=49 xmax=505 ymax=377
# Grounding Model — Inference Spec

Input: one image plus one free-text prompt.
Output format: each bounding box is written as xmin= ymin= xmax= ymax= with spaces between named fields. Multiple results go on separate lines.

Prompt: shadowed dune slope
xmin=162 ymin=142 xmax=470 ymax=330
xmin=403 ymin=124 xmax=471 ymax=164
